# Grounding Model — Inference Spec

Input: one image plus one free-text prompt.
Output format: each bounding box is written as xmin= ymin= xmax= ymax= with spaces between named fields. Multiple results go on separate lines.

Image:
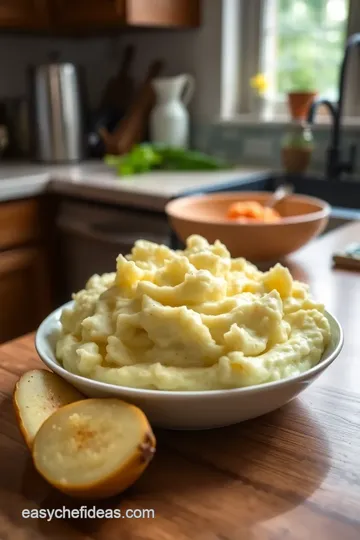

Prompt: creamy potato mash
xmin=56 ymin=235 xmax=331 ymax=391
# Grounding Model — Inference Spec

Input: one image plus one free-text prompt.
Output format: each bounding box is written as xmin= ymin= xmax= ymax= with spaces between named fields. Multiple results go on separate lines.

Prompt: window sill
xmin=215 ymin=114 xmax=360 ymax=131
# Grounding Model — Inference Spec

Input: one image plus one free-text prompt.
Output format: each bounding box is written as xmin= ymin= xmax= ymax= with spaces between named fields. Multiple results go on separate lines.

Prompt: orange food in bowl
xmin=227 ymin=201 xmax=281 ymax=223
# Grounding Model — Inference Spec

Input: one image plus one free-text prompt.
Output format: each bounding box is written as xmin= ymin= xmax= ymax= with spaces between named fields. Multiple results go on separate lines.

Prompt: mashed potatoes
xmin=56 ymin=235 xmax=331 ymax=391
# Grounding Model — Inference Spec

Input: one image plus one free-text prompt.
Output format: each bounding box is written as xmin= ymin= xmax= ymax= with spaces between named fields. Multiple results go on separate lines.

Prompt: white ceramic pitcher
xmin=150 ymin=74 xmax=195 ymax=149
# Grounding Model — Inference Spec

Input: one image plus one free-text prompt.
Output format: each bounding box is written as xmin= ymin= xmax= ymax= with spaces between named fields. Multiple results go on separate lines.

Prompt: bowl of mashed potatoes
xmin=36 ymin=235 xmax=343 ymax=429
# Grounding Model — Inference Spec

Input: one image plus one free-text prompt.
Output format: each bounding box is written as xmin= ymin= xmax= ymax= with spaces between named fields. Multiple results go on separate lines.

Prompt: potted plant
xmin=281 ymin=70 xmax=317 ymax=174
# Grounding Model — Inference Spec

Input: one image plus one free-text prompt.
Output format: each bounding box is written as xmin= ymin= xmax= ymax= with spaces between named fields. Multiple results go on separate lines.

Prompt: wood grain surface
xmin=1 ymin=222 xmax=360 ymax=540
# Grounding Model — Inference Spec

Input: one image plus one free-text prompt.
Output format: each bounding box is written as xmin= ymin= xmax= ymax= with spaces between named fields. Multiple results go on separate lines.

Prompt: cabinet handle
xmin=58 ymin=217 xmax=126 ymax=245
xmin=58 ymin=217 xmax=168 ymax=247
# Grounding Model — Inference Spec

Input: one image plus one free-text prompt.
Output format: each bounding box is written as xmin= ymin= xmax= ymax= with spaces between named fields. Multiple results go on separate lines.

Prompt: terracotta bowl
xmin=165 ymin=191 xmax=330 ymax=262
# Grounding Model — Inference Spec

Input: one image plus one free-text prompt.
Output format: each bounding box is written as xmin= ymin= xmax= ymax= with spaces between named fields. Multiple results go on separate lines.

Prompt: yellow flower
xmin=250 ymin=73 xmax=269 ymax=95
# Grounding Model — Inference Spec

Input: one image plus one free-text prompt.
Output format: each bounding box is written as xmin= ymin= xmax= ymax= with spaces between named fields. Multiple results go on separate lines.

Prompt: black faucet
xmin=307 ymin=33 xmax=360 ymax=180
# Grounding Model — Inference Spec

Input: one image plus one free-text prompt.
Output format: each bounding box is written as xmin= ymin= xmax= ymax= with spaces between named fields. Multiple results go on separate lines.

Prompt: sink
xmin=182 ymin=171 xmax=360 ymax=208
xmin=268 ymin=173 xmax=360 ymax=234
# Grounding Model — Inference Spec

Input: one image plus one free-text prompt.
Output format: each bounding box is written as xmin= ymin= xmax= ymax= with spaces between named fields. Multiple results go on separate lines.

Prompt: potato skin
xmin=13 ymin=369 xmax=83 ymax=450
xmin=13 ymin=381 xmax=33 ymax=449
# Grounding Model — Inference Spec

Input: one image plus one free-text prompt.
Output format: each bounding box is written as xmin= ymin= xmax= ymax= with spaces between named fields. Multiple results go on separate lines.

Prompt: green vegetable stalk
xmin=104 ymin=144 xmax=231 ymax=177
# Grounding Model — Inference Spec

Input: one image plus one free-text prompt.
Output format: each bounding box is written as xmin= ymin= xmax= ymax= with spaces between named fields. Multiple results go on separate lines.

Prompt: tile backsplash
xmin=0 ymin=36 xmax=125 ymax=108
xmin=193 ymin=122 xmax=360 ymax=179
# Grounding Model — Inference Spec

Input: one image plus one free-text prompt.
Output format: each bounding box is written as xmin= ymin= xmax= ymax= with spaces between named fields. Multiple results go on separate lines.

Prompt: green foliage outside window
xmin=276 ymin=0 xmax=349 ymax=96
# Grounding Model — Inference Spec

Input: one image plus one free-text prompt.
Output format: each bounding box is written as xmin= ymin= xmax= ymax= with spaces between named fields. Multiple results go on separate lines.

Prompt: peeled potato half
xmin=32 ymin=399 xmax=156 ymax=499
xmin=13 ymin=369 xmax=83 ymax=448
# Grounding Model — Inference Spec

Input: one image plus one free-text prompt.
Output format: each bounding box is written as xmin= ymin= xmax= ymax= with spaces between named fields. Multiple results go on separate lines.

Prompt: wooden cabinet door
xmin=126 ymin=0 xmax=200 ymax=27
xmin=0 ymin=0 xmax=49 ymax=28
xmin=51 ymin=0 xmax=199 ymax=29
xmin=0 ymin=248 xmax=52 ymax=344
xmin=51 ymin=0 xmax=125 ymax=27
xmin=0 ymin=199 xmax=40 ymax=251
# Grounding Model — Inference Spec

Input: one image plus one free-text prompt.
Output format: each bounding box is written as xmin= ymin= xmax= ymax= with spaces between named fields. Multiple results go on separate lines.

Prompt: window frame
xmin=226 ymin=0 xmax=360 ymax=122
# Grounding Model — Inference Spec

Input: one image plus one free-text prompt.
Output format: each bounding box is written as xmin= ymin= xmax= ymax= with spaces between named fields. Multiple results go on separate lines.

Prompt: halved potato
xmin=32 ymin=398 xmax=156 ymax=499
xmin=13 ymin=369 xmax=83 ymax=449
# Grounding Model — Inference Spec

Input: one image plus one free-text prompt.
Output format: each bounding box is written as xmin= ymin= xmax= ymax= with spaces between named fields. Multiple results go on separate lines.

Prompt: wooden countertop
xmin=1 ymin=223 xmax=360 ymax=540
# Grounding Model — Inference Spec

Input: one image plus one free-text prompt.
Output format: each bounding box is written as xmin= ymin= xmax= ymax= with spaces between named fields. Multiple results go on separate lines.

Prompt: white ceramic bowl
xmin=35 ymin=302 xmax=343 ymax=430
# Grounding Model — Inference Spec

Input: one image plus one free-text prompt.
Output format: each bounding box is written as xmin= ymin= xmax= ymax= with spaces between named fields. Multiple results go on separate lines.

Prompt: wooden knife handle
xmin=100 ymin=59 xmax=165 ymax=155
xmin=118 ymin=44 xmax=136 ymax=76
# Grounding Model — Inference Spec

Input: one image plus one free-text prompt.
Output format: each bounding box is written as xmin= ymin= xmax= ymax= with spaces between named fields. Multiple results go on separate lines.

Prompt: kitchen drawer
xmin=0 ymin=199 xmax=40 ymax=250
xmin=0 ymin=246 xmax=51 ymax=342
xmin=57 ymin=200 xmax=170 ymax=296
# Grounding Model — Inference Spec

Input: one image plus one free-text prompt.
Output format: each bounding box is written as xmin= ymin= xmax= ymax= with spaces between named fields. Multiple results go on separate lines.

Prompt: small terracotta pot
xmin=287 ymin=92 xmax=317 ymax=120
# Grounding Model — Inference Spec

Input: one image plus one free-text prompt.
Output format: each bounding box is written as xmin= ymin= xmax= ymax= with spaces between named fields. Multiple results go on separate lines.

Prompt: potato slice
xmin=32 ymin=399 xmax=156 ymax=499
xmin=14 ymin=369 xmax=83 ymax=449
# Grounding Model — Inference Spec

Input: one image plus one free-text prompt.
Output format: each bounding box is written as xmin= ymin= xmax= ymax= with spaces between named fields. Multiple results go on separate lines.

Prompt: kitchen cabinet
xmin=0 ymin=0 xmax=200 ymax=30
xmin=0 ymin=248 xmax=51 ymax=343
xmin=51 ymin=0 xmax=200 ymax=29
xmin=50 ymin=0 xmax=125 ymax=28
xmin=0 ymin=199 xmax=40 ymax=250
xmin=0 ymin=0 xmax=49 ymax=29
xmin=0 ymin=198 xmax=53 ymax=344
xmin=126 ymin=0 xmax=200 ymax=27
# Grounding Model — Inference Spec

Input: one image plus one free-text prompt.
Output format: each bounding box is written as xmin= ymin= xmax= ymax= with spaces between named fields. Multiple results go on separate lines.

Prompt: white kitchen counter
xmin=0 ymin=161 xmax=271 ymax=211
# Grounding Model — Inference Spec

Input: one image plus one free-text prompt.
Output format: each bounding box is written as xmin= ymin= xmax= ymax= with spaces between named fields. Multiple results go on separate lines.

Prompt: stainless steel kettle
xmin=29 ymin=62 xmax=86 ymax=163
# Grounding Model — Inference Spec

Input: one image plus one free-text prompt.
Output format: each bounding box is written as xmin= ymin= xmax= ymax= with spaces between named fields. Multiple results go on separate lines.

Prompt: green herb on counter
xmin=104 ymin=144 xmax=230 ymax=177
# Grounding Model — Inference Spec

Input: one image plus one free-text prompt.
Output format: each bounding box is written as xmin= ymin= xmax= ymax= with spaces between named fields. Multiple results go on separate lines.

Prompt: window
xmin=223 ymin=0 xmax=360 ymax=120
xmin=263 ymin=0 xmax=349 ymax=105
